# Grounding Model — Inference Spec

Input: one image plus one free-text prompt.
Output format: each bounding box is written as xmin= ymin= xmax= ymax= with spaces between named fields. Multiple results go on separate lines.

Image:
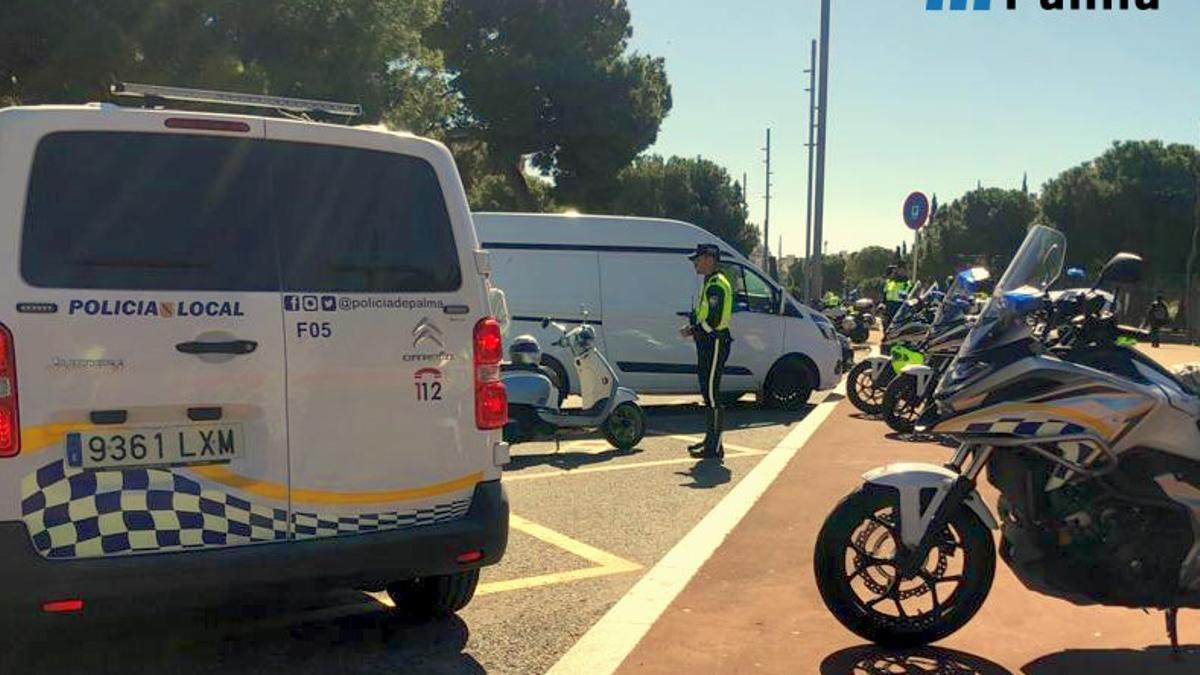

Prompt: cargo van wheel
xmin=386 ymin=569 xmax=480 ymax=622
xmin=763 ymin=358 xmax=815 ymax=411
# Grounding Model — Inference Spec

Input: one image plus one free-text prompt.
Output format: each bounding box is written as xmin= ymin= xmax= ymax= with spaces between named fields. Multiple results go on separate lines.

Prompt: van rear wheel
xmin=386 ymin=569 xmax=480 ymax=622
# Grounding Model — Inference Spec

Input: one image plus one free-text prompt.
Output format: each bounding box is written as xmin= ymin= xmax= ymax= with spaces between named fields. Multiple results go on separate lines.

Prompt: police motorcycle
xmin=880 ymin=268 xmax=990 ymax=434
xmin=823 ymin=291 xmax=876 ymax=344
xmin=502 ymin=317 xmax=647 ymax=450
xmin=814 ymin=225 xmax=1200 ymax=650
xmin=846 ymin=283 xmax=942 ymax=416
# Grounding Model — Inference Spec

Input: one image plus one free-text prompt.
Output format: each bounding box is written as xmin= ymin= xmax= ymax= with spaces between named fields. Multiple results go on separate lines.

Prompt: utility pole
xmin=812 ymin=0 xmax=832 ymax=299
xmin=803 ymin=38 xmax=817 ymax=301
xmin=763 ymin=128 xmax=773 ymax=277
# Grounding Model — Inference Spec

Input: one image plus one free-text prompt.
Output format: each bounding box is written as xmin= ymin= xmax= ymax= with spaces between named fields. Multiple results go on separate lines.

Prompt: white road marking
xmin=545 ymin=387 xmax=844 ymax=675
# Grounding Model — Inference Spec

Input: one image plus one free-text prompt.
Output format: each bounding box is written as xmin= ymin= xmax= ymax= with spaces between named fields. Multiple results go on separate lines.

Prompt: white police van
xmin=0 ymin=85 xmax=508 ymax=619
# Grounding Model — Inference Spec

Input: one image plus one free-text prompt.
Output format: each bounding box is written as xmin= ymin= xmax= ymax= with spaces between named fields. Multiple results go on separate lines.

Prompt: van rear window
xmin=21 ymin=131 xmax=461 ymax=293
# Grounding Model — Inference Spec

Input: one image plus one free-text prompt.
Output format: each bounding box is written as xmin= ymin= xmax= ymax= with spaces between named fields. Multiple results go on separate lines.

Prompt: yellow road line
xmin=504 ymin=449 xmax=766 ymax=482
xmin=475 ymin=515 xmax=641 ymax=596
xmin=477 ymin=566 xmax=639 ymax=596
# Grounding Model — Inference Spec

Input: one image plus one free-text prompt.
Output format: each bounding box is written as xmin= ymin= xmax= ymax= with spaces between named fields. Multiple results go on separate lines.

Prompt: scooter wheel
xmin=603 ymin=402 xmax=646 ymax=450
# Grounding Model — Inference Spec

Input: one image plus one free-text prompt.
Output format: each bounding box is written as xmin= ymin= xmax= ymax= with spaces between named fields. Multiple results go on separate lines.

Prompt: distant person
xmin=1146 ymin=294 xmax=1171 ymax=348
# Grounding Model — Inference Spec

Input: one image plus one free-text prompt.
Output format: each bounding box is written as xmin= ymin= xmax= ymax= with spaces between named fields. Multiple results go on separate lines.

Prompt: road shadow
xmin=821 ymin=644 xmax=1013 ymax=675
xmin=883 ymin=432 xmax=961 ymax=448
xmin=1022 ymin=645 xmax=1200 ymax=674
xmin=505 ymin=445 xmax=645 ymax=472
xmin=3 ymin=591 xmax=485 ymax=675
xmin=646 ymin=404 xmax=815 ymax=435
xmin=849 ymin=412 xmax=882 ymax=422
xmin=884 ymin=431 xmax=939 ymax=444
xmin=675 ymin=458 xmax=732 ymax=489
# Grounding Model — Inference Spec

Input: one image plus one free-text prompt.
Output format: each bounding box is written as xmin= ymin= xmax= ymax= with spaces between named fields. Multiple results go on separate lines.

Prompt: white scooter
xmin=501 ymin=318 xmax=646 ymax=450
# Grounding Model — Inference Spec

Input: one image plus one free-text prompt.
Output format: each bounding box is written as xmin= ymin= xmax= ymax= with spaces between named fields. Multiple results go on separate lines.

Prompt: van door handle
xmin=176 ymin=340 xmax=258 ymax=355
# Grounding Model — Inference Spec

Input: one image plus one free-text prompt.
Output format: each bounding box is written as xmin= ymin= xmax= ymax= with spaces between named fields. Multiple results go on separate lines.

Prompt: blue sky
xmin=625 ymin=0 xmax=1200 ymax=256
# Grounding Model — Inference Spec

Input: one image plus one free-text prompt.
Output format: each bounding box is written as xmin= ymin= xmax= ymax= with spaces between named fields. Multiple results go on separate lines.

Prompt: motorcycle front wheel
xmin=846 ymin=361 xmax=892 ymax=416
xmin=882 ymin=374 xmax=922 ymax=434
xmin=813 ymin=486 xmax=995 ymax=648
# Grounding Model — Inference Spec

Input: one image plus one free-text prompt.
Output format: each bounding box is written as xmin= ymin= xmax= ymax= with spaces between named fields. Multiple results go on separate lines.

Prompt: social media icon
xmin=321 ymin=296 xmax=338 ymax=312
xmin=302 ymin=296 xmax=319 ymax=312
xmin=284 ymin=296 xmax=300 ymax=312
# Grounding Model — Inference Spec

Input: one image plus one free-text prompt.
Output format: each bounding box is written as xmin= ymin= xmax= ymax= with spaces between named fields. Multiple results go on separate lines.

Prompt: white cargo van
xmin=475 ymin=212 xmax=850 ymax=409
xmin=0 ymin=86 xmax=508 ymax=618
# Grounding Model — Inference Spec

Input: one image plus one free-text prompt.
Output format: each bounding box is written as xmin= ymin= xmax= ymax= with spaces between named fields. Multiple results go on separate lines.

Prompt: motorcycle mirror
xmin=541 ymin=317 xmax=551 ymax=329
xmin=1094 ymin=253 xmax=1143 ymax=289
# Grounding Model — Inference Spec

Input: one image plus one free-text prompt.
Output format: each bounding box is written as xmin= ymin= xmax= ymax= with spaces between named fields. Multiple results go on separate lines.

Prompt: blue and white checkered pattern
xmin=20 ymin=460 xmax=470 ymax=559
xmin=964 ymin=418 xmax=1086 ymax=437
xmin=20 ymin=461 xmax=289 ymax=559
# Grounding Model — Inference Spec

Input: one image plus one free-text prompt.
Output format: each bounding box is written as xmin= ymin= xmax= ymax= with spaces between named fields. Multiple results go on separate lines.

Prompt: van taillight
xmin=474 ymin=318 xmax=507 ymax=430
xmin=0 ymin=324 xmax=19 ymax=458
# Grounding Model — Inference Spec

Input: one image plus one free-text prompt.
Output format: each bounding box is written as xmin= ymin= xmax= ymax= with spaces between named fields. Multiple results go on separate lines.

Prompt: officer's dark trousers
xmin=696 ymin=333 xmax=731 ymax=454
xmin=883 ymin=300 xmax=900 ymax=331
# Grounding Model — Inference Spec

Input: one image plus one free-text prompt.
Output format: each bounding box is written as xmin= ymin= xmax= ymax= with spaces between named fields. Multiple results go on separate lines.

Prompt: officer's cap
xmin=688 ymin=243 xmax=722 ymax=261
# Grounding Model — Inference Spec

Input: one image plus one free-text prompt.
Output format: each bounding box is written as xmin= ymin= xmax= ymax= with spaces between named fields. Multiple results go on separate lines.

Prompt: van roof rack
xmin=110 ymin=82 xmax=363 ymax=119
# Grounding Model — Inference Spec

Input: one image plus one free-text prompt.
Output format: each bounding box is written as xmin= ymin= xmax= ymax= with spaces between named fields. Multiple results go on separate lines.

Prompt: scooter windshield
xmin=959 ymin=226 xmax=1065 ymax=358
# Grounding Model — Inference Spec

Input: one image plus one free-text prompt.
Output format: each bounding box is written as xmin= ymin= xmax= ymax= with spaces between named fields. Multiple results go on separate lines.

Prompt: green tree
xmin=843 ymin=245 xmax=893 ymax=288
xmin=1 ymin=0 xmax=453 ymax=132
xmin=434 ymin=0 xmax=671 ymax=210
xmin=1041 ymin=140 xmax=1198 ymax=287
xmin=918 ymin=187 xmax=1040 ymax=283
xmin=603 ymin=155 xmax=758 ymax=255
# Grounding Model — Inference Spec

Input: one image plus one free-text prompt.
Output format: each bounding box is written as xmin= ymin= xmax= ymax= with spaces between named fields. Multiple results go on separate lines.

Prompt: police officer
xmin=883 ymin=262 xmax=911 ymax=331
xmin=680 ymin=244 xmax=734 ymax=459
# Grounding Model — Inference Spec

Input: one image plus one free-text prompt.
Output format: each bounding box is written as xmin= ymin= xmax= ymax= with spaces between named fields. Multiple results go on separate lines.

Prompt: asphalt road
xmin=5 ymin=394 xmax=818 ymax=675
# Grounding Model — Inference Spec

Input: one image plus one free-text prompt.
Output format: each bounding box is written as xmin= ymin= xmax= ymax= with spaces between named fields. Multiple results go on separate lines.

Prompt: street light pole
xmin=804 ymin=39 xmax=817 ymax=301
xmin=763 ymin=128 xmax=773 ymax=276
xmin=812 ymin=0 xmax=832 ymax=299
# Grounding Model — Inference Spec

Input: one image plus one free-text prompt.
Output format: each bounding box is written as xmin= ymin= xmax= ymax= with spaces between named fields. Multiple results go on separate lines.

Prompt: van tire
xmin=386 ymin=569 xmax=480 ymax=622
xmin=763 ymin=358 xmax=815 ymax=411
xmin=541 ymin=355 xmax=569 ymax=406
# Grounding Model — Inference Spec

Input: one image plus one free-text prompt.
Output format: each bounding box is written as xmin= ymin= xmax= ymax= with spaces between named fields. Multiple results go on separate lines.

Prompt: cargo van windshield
xmin=21 ymin=131 xmax=461 ymax=293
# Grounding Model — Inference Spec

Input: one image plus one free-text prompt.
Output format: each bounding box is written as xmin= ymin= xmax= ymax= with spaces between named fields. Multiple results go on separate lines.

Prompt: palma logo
xmin=927 ymin=0 xmax=1158 ymax=10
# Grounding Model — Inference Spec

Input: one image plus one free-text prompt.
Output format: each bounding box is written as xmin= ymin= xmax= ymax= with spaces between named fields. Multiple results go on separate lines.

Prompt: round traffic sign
xmin=903 ymin=192 xmax=930 ymax=231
